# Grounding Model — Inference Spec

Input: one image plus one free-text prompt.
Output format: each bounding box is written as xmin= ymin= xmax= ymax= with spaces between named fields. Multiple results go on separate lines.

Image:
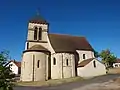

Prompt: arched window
xmin=93 ymin=61 xmax=96 ymax=68
xmin=38 ymin=27 xmax=42 ymax=40
xmin=34 ymin=27 xmax=38 ymax=40
xmin=83 ymin=54 xmax=86 ymax=59
xmin=37 ymin=60 xmax=40 ymax=68
xmin=53 ymin=57 xmax=56 ymax=65
xmin=66 ymin=59 xmax=69 ymax=66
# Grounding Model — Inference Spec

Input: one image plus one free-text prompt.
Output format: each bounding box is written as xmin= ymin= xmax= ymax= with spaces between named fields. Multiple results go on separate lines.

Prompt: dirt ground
xmin=74 ymin=68 xmax=120 ymax=90
xmin=74 ymin=78 xmax=120 ymax=90
xmin=14 ymin=68 xmax=120 ymax=90
xmin=14 ymin=74 xmax=120 ymax=90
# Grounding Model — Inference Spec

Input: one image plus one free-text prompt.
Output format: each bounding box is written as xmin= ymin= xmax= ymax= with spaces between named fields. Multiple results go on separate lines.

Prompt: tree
xmin=93 ymin=50 xmax=99 ymax=58
xmin=99 ymin=49 xmax=117 ymax=68
xmin=0 ymin=51 xmax=15 ymax=90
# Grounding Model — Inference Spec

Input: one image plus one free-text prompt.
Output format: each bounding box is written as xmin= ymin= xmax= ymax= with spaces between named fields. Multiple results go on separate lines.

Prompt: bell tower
xmin=25 ymin=12 xmax=49 ymax=50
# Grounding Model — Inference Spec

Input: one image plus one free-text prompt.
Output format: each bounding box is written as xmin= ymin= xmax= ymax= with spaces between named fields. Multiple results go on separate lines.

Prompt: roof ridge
xmin=49 ymin=33 xmax=85 ymax=38
xmin=78 ymin=58 xmax=95 ymax=67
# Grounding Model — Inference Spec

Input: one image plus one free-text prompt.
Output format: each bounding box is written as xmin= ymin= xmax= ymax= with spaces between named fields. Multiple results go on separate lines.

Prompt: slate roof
xmin=23 ymin=45 xmax=49 ymax=53
xmin=29 ymin=15 xmax=48 ymax=24
xmin=48 ymin=33 xmax=94 ymax=53
xmin=78 ymin=58 xmax=95 ymax=67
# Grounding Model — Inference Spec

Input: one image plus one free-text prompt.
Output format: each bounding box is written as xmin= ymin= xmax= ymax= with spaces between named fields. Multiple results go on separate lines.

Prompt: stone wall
xmin=76 ymin=50 xmax=94 ymax=63
xmin=51 ymin=53 xmax=76 ymax=79
xmin=77 ymin=59 xmax=106 ymax=77
xmin=27 ymin=23 xmax=48 ymax=41
xmin=21 ymin=51 xmax=48 ymax=81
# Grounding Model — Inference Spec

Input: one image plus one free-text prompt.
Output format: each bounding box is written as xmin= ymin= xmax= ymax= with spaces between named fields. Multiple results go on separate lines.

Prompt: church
xmin=20 ymin=14 xmax=106 ymax=81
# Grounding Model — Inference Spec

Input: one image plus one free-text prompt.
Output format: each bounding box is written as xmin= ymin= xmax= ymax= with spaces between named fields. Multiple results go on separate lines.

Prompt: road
xmin=14 ymin=74 xmax=120 ymax=90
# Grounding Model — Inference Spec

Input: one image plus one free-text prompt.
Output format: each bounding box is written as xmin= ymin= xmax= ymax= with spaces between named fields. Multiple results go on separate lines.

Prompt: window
xmin=37 ymin=60 xmax=40 ymax=68
xmin=34 ymin=27 xmax=38 ymax=40
xmin=38 ymin=27 xmax=42 ymax=40
xmin=83 ymin=54 xmax=86 ymax=59
xmin=18 ymin=67 xmax=21 ymax=74
xmin=66 ymin=59 xmax=69 ymax=66
xmin=53 ymin=57 xmax=56 ymax=65
xmin=115 ymin=64 xmax=118 ymax=67
xmin=26 ymin=42 xmax=29 ymax=49
xmin=93 ymin=61 xmax=96 ymax=68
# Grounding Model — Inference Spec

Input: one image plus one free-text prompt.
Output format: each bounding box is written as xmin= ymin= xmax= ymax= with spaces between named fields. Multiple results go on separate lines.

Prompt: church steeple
xmin=29 ymin=11 xmax=48 ymax=24
xmin=25 ymin=11 xmax=49 ymax=50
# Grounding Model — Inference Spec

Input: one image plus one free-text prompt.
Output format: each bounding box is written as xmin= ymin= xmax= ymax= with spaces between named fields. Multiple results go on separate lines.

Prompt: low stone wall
xmin=108 ymin=68 xmax=120 ymax=74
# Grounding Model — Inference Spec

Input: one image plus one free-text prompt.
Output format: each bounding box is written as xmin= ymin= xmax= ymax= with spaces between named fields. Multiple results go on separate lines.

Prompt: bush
xmin=0 ymin=51 xmax=15 ymax=90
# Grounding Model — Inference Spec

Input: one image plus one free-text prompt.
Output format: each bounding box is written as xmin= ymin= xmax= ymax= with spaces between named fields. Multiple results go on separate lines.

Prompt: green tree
xmin=93 ymin=50 xmax=99 ymax=58
xmin=0 ymin=51 xmax=15 ymax=90
xmin=99 ymin=49 xmax=117 ymax=68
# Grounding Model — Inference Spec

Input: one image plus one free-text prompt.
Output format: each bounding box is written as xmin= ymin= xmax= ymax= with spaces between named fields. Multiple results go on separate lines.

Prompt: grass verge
xmin=15 ymin=77 xmax=83 ymax=87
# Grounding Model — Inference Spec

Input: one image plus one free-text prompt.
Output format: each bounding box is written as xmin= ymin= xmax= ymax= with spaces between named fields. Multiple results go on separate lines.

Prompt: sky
xmin=0 ymin=0 xmax=120 ymax=60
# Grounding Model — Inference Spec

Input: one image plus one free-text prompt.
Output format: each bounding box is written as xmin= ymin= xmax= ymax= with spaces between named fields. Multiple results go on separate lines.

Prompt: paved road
xmin=14 ymin=74 xmax=120 ymax=90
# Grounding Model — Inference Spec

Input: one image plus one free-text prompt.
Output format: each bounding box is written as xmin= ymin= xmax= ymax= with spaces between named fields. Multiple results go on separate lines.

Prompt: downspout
xmin=32 ymin=54 xmax=35 ymax=81
xmin=44 ymin=54 xmax=46 ymax=81
xmin=47 ymin=52 xmax=51 ymax=80
xmin=61 ymin=53 xmax=64 ymax=78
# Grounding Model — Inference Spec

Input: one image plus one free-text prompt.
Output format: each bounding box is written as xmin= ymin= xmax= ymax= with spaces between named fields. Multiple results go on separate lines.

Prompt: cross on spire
xmin=29 ymin=8 xmax=48 ymax=24
xmin=36 ymin=8 xmax=40 ymax=16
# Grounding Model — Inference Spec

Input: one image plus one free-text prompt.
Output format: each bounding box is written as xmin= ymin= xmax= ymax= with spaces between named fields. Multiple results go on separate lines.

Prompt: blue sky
xmin=0 ymin=0 xmax=120 ymax=60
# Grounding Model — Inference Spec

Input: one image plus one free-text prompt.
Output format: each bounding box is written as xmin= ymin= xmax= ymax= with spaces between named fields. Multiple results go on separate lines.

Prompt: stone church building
xmin=20 ymin=14 xmax=106 ymax=81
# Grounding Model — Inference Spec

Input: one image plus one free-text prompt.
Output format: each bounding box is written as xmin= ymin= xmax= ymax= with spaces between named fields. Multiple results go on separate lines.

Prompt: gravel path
xmin=14 ymin=74 xmax=120 ymax=90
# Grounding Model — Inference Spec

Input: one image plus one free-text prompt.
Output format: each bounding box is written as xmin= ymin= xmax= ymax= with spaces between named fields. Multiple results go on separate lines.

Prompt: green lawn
xmin=15 ymin=77 xmax=83 ymax=87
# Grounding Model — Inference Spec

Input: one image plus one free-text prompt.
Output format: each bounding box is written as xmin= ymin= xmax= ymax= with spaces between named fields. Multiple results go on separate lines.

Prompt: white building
xmin=77 ymin=58 xmax=106 ymax=77
xmin=113 ymin=59 xmax=120 ymax=68
xmin=20 ymin=14 xmax=106 ymax=81
xmin=9 ymin=60 xmax=21 ymax=75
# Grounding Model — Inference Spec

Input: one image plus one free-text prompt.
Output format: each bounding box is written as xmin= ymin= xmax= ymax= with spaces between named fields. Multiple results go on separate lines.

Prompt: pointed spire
xmin=29 ymin=9 xmax=48 ymax=24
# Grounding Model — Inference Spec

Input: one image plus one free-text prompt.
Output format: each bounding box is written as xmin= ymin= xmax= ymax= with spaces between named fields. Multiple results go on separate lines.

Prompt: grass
xmin=15 ymin=76 xmax=83 ymax=87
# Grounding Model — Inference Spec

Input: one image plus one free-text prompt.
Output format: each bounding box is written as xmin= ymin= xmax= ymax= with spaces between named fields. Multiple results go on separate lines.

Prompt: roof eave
xmin=29 ymin=21 xmax=49 ymax=24
xmin=23 ymin=49 xmax=50 ymax=53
